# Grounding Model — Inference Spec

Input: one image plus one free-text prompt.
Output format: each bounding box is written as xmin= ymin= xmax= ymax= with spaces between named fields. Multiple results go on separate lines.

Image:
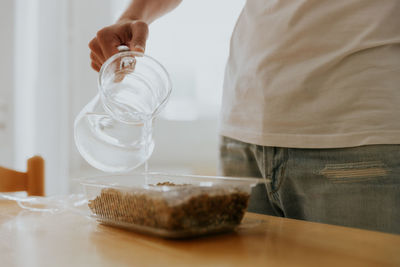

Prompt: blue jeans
xmin=219 ymin=136 xmax=400 ymax=234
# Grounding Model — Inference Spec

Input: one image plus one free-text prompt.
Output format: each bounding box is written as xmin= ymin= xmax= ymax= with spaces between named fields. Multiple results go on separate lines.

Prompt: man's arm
xmin=118 ymin=0 xmax=182 ymax=24
xmin=89 ymin=0 xmax=182 ymax=71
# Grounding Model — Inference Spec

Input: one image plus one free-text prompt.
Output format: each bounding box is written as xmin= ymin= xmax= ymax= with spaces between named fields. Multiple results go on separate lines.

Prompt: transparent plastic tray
xmin=78 ymin=172 xmax=261 ymax=238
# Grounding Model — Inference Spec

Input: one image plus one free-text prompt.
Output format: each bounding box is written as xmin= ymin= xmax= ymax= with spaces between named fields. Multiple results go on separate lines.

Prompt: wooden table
xmin=1 ymin=200 xmax=399 ymax=267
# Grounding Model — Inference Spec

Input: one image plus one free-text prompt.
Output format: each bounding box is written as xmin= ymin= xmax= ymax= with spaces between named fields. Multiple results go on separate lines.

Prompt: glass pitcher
xmin=74 ymin=46 xmax=172 ymax=173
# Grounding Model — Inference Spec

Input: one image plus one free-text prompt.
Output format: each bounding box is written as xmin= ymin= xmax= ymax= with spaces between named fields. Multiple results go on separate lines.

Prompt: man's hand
xmin=88 ymin=0 xmax=181 ymax=71
xmin=88 ymin=20 xmax=149 ymax=72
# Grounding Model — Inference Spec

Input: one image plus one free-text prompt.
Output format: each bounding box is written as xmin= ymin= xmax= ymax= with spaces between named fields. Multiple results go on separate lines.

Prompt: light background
xmin=0 ymin=0 xmax=245 ymax=195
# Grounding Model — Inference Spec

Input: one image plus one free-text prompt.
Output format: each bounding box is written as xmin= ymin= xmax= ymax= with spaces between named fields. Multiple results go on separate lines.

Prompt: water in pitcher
xmin=74 ymin=49 xmax=171 ymax=174
xmin=74 ymin=89 xmax=155 ymax=173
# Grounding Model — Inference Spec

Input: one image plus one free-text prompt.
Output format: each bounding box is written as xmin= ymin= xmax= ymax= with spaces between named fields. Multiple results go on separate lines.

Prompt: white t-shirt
xmin=220 ymin=0 xmax=400 ymax=148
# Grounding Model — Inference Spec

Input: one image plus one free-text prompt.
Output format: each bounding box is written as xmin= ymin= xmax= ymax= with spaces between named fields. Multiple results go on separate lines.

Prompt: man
xmin=89 ymin=0 xmax=400 ymax=234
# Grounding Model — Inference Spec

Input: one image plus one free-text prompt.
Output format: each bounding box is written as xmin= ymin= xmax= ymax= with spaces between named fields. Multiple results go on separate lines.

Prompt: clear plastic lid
xmin=78 ymin=173 xmax=265 ymax=238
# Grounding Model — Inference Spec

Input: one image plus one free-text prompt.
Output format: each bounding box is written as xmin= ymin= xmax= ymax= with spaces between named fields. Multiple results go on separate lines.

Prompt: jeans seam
xmin=260 ymin=146 xmax=285 ymax=217
xmin=270 ymin=148 xmax=288 ymax=193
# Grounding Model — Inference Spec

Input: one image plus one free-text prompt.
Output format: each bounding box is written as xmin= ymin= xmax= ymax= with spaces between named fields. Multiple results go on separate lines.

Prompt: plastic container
xmin=78 ymin=173 xmax=261 ymax=238
xmin=74 ymin=46 xmax=172 ymax=173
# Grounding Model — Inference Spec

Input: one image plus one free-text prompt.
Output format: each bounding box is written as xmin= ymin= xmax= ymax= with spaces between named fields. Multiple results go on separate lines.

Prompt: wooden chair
xmin=0 ymin=156 xmax=45 ymax=196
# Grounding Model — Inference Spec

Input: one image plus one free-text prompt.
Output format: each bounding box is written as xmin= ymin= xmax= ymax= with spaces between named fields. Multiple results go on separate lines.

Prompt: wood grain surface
xmin=1 ymin=200 xmax=399 ymax=267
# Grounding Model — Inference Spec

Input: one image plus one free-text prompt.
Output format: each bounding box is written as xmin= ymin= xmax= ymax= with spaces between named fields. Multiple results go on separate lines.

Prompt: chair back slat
xmin=0 ymin=156 xmax=45 ymax=196
xmin=27 ymin=156 xmax=45 ymax=196
xmin=0 ymin=167 xmax=27 ymax=192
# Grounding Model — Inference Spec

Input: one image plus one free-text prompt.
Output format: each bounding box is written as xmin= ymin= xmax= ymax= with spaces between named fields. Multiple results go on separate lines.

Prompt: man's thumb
xmin=129 ymin=21 xmax=149 ymax=53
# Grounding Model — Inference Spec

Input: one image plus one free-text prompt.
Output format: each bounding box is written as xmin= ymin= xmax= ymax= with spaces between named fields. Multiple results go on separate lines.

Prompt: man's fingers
xmin=129 ymin=21 xmax=148 ymax=53
xmin=91 ymin=61 xmax=101 ymax=72
xmin=89 ymin=20 xmax=149 ymax=72
xmin=88 ymin=37 xmax=106 ymax=63
xmin=96 ymin=27 xmax=122 ymax=59
xmin=90 ymin=51 xmax=104 ymax=67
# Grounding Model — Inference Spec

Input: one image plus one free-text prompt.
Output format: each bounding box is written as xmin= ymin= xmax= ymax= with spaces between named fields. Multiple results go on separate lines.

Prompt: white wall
xmin=13 ymin=0 xmax=70 ymax=194
xmin=145 ymin=1 xmax=245 ymax=175
xmin=69 ymin=0 xmax=245 ymax=181
xmin=4 ymin=0 xmax=245 ymax=194
xmin=0 ymin=0 xmax=15 ymax=167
